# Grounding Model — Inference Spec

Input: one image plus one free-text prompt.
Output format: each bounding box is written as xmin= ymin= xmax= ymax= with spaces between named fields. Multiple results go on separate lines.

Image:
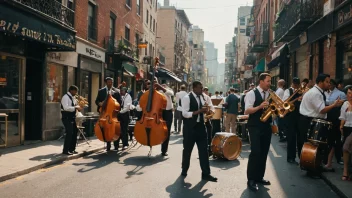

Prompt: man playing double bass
xmin=181 ymin=81 xmax=217 ymax=182
xmin=95 ymin=77 xmax=122 ymax=151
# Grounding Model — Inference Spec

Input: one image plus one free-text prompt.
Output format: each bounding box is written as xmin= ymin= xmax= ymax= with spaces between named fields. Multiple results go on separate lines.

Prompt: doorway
xmin=25 ymin=59 xmax=43 ymax=140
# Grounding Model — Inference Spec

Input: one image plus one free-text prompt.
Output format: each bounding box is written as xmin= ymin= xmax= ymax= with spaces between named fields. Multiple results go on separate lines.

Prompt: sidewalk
xmin=321 ymin=163 xmax=351 ymax=198
xmin=0 ymin=138 xmax=105 ymax=182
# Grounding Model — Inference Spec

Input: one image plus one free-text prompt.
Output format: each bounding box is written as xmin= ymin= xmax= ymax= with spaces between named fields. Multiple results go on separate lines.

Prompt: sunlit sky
xmin=158 ymin=0 xmax=253 ymax=63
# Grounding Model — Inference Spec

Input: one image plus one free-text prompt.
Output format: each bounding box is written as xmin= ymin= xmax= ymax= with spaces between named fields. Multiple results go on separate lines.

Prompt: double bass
xmin=134 ymin=57 xmax=168 ymax=156
xmin=94 ymin=93 xmax=121 ymax=142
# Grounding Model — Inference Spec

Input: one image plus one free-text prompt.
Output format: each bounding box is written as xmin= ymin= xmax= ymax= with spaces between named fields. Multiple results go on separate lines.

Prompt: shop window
xmin=68 ymin=67 xmax=75 ymax=88
xmin=80 ymin=70 xmax=90 ymax=100
xmin=47 ymin=63 xmax=64 ymax=102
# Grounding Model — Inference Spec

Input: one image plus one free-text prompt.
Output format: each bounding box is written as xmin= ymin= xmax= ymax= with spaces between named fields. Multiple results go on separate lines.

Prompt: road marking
xmin=270 ymin=144 xmax=282 ymax=157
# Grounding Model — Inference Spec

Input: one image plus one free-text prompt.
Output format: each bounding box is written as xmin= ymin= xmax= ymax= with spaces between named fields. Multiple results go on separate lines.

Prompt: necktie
xmin=263 ymin=91 xmax=266 ymax=100
xmin=197 ymin=95 xmax=204 ymax=123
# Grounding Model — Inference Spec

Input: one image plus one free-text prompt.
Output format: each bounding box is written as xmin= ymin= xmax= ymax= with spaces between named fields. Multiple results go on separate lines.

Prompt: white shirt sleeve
xmin=283 ymin=89 xmax=290 ymax=101
xmin=205 ymin=94 xmax=215 ymax=112
xmin=181 ymin=95 xmax=193 ymax=118
xmin=61 ymin=94 xmax=76 ymax=112
xmin=164 ymin=89 xmax=174 ymax=96
xmin=244 ymin=90 xmax=255 ymax=112
xmin=120 ymin=94 xmax=132 ymax=114
xmin=175 ymin=92 xmax=180 ymax=104
xmin=339 ymin=102 xmax=348 ymax=121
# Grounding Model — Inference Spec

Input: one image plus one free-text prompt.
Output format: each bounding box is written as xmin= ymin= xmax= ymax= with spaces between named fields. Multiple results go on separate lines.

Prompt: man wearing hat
xmin=95 ymin=77 xmax=122 ymax=151
xmin=118 ymin=87 xmax=132 ymax=150
xmin=282 ymin=77 xmax=302 ymax=164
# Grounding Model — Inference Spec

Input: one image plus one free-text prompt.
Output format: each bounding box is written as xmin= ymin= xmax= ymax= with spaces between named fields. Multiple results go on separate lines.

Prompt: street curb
xmin=0 ymin=146 xmax=105 ymax=183
xmin=320 ymin=173 xmax=348 ymax=198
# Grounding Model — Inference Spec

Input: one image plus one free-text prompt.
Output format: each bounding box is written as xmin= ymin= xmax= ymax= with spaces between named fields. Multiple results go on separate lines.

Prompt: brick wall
xmin=323 ymin=34 xmax=337 ymax=79
xmin=75 ymin=0 xmax=144 ymax=49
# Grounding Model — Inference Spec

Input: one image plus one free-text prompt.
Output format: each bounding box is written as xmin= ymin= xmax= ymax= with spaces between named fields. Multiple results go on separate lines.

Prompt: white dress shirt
xmin=244 ymin=86 xmax=268 ymax=113
xmin=176 ymin=91 xmax=188 ymax=111
xmin=299 ymin=85 xmax=326 ymax=119
xmin=283 ymin=87 xmax=295 ymax=101
xmin=120 ymin=93 xmax=132 ymax=114
xmin=275 ymin=87 xmax=285 ymax=99
xmin=160 ymin=89 xmax=174 ymax=110
xmin=211 ymin=95 xmax=223 ymax=99
xmin=105 ymin=86 xmax=120 ymax=94
xmin=182 ymin=92 xmax=215 ymax=122
xmin=61 ymin=92 xmax=78 ymax=112
xmin=340 ymin=101 xmax=352 ymax=127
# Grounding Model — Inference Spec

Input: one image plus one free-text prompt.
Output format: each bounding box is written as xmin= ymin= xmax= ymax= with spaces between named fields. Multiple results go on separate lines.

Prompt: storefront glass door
xmin=0 ymin=54 xmax=24 ymax=147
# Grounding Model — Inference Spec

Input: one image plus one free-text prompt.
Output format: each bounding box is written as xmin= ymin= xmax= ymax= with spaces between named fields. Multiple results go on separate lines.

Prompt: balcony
xmin=335 ymin=0 xmax=347 ymax=7
xmin=249 ymin=23 xmax=269 ymax=53
xmin=275 ymin=0 xmax=323 ymax=42
xmin=9 ymin=0 xmax=75 ymax=29
xmin=104 ymin=36 xmax=138 ymax=61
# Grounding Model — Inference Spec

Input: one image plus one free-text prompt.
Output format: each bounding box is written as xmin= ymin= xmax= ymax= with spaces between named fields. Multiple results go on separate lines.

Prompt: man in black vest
xmin=282 ymin=77 xmax=302 ymax=164
xmin=61 ymin=86 xmax=82 ymax=155
xmin=118 ymin=87 xmax=132 ymax=150
xmin=95 ymin=77 xmax=122 ymax=151
xmin=244 ymin=73 xmax=272 ymax=191
xmin=181 ymin=81 xmax=217 ymax=182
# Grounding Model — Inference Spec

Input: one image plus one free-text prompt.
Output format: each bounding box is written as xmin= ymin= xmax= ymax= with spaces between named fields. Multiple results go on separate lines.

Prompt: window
xmin=136 ymin=0 xmax=141 ymax=15
xmin=125 ymin=26 xmax=130 ymax=41
xmin=46 ymin=63 xmax=64 ymax=102
xmin=126 ymin=0 xmax=131 ymax=7
xmin=109 ymin=15 xmax=116 ymax=39
xmin=135 ymin=33 xmax=140 ymax=56
xmin=240 ymin=29 xmax=246 ymax=34
xmin=150 ymin=16 xmax=152 ymax=29
xmin=240 ymin=18 xmax=246 ymax=26
xmin=88 ymin=3 xmax=97 ymax=40
xmin=153 ymin=19 xmax=155 ymax=32
xmin=146 ymin=10 xmax=149 ymax=24
xmin=145 ymin=40 xmax=148 ymax=55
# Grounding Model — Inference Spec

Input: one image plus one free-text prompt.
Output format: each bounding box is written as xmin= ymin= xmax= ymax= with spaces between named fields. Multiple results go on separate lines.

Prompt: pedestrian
xmin=174 ymin=85 xmax=187 ymax=134
xmin=156 ymin=83 xmax=174 ymax=156
xmin=224 ymin=88 xmax=239 ymax=133
xmin=95 ymin=77 xmax=122 ymax=151
xmin=61 ymin=85 xmax=82 ymax=155
xmin=244 ymin=73 xmax=272 ymax=191
xmin=276 ymin=79 xmax=287 ymax=142
xmin=181 ymin=81 xmax=217 ymax=182
xmin=118 ymin=87 xmax=132 ymax=150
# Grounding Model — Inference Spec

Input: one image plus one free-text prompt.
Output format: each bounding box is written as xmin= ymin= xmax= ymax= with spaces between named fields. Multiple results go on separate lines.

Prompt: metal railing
xmin=12 ymin=0 xmax=75 ymax=28
xmin=253 ymin=23 xmax=269 ymax=46
xmin=275 ymin=0 xmax=323 ymax=42
xmin=104 ymin=36 xmax=138 ymax=59
xmin=335 ymin=0 xmax=347 ymax=7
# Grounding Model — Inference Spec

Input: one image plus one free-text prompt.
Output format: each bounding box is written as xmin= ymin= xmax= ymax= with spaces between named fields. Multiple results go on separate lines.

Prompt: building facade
xmin=189 ymin=26 xmax=206 ymax=83
xmin=204 ymin=41 xmax=219 ymax=91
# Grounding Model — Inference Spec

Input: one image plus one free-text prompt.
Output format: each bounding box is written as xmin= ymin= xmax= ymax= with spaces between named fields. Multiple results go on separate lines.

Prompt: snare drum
xmin=211 ymin=132 xmax=242 ymax=160
xmin=300 ymin=142 xmax=322 ymax=171
xmin=308 ymin=119 xmax=332 ymax=144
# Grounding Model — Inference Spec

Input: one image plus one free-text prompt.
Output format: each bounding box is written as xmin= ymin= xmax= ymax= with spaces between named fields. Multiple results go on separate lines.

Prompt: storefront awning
xmin=122 ymin=62 xmax=137 ymax=74
xmin=149 ymin=67 xmax=182 ymax=82
xmin=123 ymin=68 xmax=134 ymax=77
xmin=267 ymin=44 xmax=288 ymax=69
xmin=253 ymin=58 xmax=265 ymax=72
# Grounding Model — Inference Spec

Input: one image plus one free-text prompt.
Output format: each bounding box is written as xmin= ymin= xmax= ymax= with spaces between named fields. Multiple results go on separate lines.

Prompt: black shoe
xmin=337 ymin=161 xmax=344 ymax=165
xmin=113 ymin=147 xmax=119 ymax=151
xmin=162 ymin=152 xmax=168 ymax=156
xmin=181 ymin=171 xmax=187 ymax=177
xmin=256 ymin=179 xmax=271 ymax=185
xmin=202 ymin=174 xmax=217 ymax=182
xmin=69 ymin=151 xmax=78 ymax=154
xmin=247 ymin=180 xmax=258 ymax=191
xmin=287 ymin=159 xmax=299 ymax=165
xmin=62 ymin=152 xmax=73 ymax=155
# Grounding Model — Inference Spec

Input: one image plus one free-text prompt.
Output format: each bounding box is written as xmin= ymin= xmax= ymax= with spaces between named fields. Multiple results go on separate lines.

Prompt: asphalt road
xmin=0 ymin=133 xmax=339 ymax=198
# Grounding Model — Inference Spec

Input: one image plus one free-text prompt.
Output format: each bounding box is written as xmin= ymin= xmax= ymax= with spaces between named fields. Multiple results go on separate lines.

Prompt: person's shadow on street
xmin=166 ymin=175 xmax=212 ymax=198
xmin=240 ymin=186 xmax=271 ymax=198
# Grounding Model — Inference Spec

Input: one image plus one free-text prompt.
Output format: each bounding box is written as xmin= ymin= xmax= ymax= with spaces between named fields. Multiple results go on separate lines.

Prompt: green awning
xmin=122 ymin=62 xmax=137 ymax=74
xmin=253 ymin=58 xmax=265 ymax=72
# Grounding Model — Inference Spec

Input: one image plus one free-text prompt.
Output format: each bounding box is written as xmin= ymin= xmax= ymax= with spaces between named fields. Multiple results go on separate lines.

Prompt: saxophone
xmin=75 ymin=95 xmax=89 ymax=108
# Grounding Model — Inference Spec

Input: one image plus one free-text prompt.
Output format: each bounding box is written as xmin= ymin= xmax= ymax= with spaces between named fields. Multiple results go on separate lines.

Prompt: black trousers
xmin=162 ymin=110 xmax=173 ymax=154
xmin=182 ymin=122 xmax=211 ymax=175
xmin=297 ymin=115 xmax=312 ymax=158
xmin=247 ymin=124 xmax=272 ymax=181
xmin=62 ymin=118 xmax=78 ymax=153
xmin=205 ymin=120 xmax=213 ymax=153
xmin=326 ymin=119 xmax=342 ymax=163
xmin=118 ymin=112 xmax=130 ymax=147
xmin=278 ymin=117 xmax=286 ymax=138
xmin=286 ymin=114 xmax=299 ymax=160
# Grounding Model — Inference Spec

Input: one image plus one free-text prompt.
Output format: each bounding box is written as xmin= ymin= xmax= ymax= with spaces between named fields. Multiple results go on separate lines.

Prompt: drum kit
xmin=300 ymin=119 xmax=332 ymax=171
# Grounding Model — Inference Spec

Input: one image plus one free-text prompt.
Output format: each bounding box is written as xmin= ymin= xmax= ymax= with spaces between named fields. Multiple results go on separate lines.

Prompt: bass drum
xmin=308 ymin=119 xmax=332 ymax=144
xmin=211 ymin=132 xmax=242 ymax=160
xmin=300 ymin=142 xmax=321 ymax=171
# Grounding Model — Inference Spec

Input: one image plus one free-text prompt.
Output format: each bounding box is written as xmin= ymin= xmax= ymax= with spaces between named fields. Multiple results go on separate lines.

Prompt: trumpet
xmin=75 ymin=94 xmax=89 ymax=108
xmin=280 ymin=83 xmax=309 ymax=116
xmin=203 ymin=102 xmax=214 ymax=122
xmin=260 ymin=90 xmax=288 ymax=122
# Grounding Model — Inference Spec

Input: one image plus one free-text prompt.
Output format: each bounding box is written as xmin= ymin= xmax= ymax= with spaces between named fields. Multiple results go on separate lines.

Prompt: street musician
xmin=299 ymin=74 xmax=344 ymax=177
xmin=244 ymin=73 xmax=272 ymax=192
